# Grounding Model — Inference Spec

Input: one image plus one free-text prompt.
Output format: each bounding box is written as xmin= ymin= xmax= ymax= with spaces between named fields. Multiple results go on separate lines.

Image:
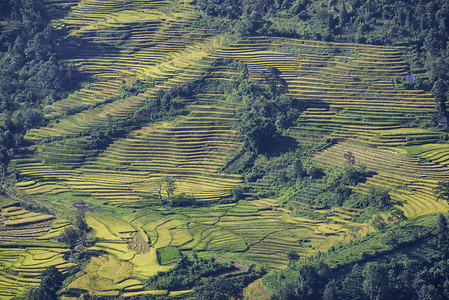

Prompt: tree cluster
xmin=232 ymin=69 xmax=305 ymax=154
xmin=268 ymin=214 xmax=449 ymax=300
xmin=0 ymin=0 xmax=80 ymax=175
xmin=145 ymin=255 xmax=235 ymax=291
xmin=0 ymin=0 xmax=79 ymax=109
xmin=61 ymin=203 xmax=90 ymax=250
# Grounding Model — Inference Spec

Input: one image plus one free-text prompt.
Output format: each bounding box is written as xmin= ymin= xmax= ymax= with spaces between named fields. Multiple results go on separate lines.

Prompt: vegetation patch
xmin=156 ymin=247 xmax=181 ymax=265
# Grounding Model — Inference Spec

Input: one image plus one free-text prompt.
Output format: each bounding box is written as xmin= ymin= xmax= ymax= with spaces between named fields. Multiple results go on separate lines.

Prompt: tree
xmin=0 ymin=145 xmax=9 ymax=176
xmin=62 ymin=226 xmax=79 ymax=250
xmin=296 ymin=265 xmax=322 ymax=300
xmin=341 ymin=263 xmax=363 ymax=298
xmin=339 ymin=2 xmax=348 ymax=26
xmin=1 ymin=130 xmax=15 ymax=149
xmin=232 ymin=185 xmax=245 ymax=201
xmin=74 ymin=202 xmax=89 ymax=234
xmin=344 ymin=151 xmax=356 ymax=167
xmin=157 ymin=176 xmax=176 ymax=202
xmin=323 ymin=280 xmax=338 ymax=300
xmin=417 ymin=284 xmax=439 ymax=300
xmin=75 ymin=211 xmax=89 ymax=233
xmin=366 ymin=188 xmax=391 ymax=211
xmin=287 ymin=250 xmax=300 ymax=263
xmin=235 ymin=80 xmax=304 ymax=154
xmin=436 ymin=214 xmax=449 ymax=252
xmin=431 ymin=79 xmax=448 ymax=114
xmin=259 ymin=66 xmax=288 ymax=96
xmin=434 ymin=181 xmax=449 ymax=203
xmin=387 ymin=208 xmax=407 ymax=223
xmin=372 ymin=215 xmax=387 ymax=231
xmin=38 ymin=266 xmax=63 ymax=300
xmin=362 ymin=264 xmax=389 ymax=300
xmin=196 ymin=277 xmax=242 ymax=300
xmin=74 ymin=210 xmax=88 ymax=246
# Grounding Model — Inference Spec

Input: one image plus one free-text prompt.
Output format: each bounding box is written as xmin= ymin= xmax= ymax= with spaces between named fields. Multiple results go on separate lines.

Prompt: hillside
xmin=0 ymin=0 xmax=449 ymax=299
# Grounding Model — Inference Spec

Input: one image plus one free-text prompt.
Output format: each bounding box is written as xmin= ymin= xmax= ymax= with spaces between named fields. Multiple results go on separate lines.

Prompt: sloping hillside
xmin=2 ymin=0 xmax=449 ymax=298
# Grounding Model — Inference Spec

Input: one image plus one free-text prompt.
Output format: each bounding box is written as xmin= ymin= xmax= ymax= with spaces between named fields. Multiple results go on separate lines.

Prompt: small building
xmin=49 ymin=235 xmax=64 ymax=243
xmin=90 ymin=130 xmax=104 ymax=139
xmin=12 ymin=146 xmax=26 ymax=155
xmin=438 ymin=116 xmax=448 ymax=127
xmin=405 ymin=75 xmax=416 ymax=82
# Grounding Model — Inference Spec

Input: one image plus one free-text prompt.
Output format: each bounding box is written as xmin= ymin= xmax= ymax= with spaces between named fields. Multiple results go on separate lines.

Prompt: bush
xmin=145 ymin=256 xmax=235 ymax=291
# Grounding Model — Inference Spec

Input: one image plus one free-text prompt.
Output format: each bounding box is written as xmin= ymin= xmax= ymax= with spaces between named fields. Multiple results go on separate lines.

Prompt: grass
xmin=157 ymin=247 xmax=181 ymax=265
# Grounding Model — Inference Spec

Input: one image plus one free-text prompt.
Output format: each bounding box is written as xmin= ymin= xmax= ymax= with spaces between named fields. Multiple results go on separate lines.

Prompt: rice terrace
xmin=1 ymin=0 xmax=449 ymax=299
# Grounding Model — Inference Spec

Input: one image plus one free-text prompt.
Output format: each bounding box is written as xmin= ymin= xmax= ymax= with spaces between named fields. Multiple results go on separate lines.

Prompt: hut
xmin=89 ymin=130 xmax=104 ymax=139
xmin=438 ymin=116 xmax=448 ymax=127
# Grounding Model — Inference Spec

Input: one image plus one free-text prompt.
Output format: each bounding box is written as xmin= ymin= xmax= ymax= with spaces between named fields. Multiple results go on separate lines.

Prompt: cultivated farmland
xmin=0 ymin=199 xmax=72 ymax=299
xmin=2 ymin=0 xmax=449 ymax=298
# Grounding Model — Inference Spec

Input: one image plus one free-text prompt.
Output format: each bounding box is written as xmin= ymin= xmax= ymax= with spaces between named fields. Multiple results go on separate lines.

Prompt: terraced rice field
xmin=206 ymin=37 xmax=447 ymax=219
xmin=60 ymin=198 xmax=365 ymax=297
xmin=4 ymin=0 xmax=449 ymax=298
xmin=0 ymin=202 xmax=70 ymax=242
xmin=0 ymin=245 xmax=75 ymax=299
xmin=209 ymin=37 xmax=438 ymax=148
xmin=312 ymin=142 xmax=449 ymax=217
xmin=15 ymin=92 xmax=243 ymax=204
xmin=0 ymin=200 xmax=73 ymax=299
xmin=13 ymin=0 xmax=243 ymax=206
xmin=17 ymin=1 xmax=441 ymax=209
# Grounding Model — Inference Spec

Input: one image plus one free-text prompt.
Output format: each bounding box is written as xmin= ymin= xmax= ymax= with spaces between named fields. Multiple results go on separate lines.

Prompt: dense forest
xmin=0 ymin=0 xmax=79 ymax=173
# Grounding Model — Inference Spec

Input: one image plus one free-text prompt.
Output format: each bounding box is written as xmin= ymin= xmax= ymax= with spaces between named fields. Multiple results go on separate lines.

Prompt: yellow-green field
xmin=312 ymin=142 xmax=449 ymax=217
xmin=59 ymin=199 xmax=367 ymax=297
xmin=0 ymin=200 xmax=73 ymax=299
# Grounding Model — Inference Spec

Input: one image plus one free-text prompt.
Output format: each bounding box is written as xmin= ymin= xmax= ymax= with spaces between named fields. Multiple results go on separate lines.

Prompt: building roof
xmin=90 ymin=130 xmax=103 ymax=137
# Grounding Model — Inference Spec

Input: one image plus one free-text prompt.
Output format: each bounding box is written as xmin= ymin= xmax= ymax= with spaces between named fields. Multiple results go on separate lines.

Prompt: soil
xmin=128 ymin=231 xmax=149 ymax=254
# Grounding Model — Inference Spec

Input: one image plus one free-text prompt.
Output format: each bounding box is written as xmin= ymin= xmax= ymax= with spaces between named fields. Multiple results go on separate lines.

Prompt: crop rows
xmin=0 ymin=244 xmax=73 ymax=299
xmin=26 ymin=92 xmax=149 ymax=141
xmin=0 ymin=204 xmax=59 ymax=242
xmin=16 ymin=68 xmax=244 ymax=204
xmin=64 ymin=254 xmax=147 ymax=298
xmin=210 ymin=37 xmax=437 ymax=148
xmin=15 ymin=97 xmax=244 ymax=203
xmin=13 ymin=0 xmax=248 ymax=206
xmin=312 ymin=142 xmax=449 ymax=217
xmin=78 ymin=200 xmax=362 ymax=281
xmin=43 ymin=79 xmax=122 ymax=119
xmin=8 ymin=0 xmax=444 ymax=297
xmin=0 ymin=200 xmax=74 ymax=298
xmin=401 ymin=144 xmax=449 ymax=173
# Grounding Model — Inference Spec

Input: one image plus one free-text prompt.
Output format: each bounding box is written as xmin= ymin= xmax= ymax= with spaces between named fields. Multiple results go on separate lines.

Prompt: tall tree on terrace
xmin=432 ymin=79 xmax=448 ymax=114
xmin=38 ymin=266 xmax=63 ymax=300
xmin=434 ymin=181 xmax=449 ymax=203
